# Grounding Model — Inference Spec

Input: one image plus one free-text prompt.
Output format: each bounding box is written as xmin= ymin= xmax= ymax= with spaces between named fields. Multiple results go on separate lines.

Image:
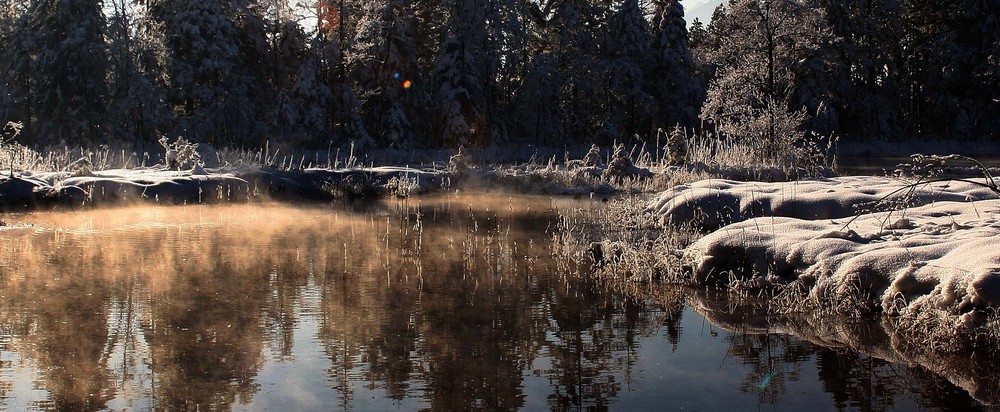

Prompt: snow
xmin=647 ymin=176 xmax=998 ymax=229
xmin=682 ymin=199 xmax=1000 ymax=311
xmin=647 ymin=175 xmax=1000 ymax=402
xmin=650 ymin=176 xmax=1000 ymax=362
xmin=0 ymin=166 xmax=448 ymax=209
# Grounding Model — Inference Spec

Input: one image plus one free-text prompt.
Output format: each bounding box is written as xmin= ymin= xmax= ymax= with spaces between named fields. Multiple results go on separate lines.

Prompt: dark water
xmin=837 ymin=155 xmax=1000 ymax=176
xmin=0 ymin=196 xmax=995 ymax=411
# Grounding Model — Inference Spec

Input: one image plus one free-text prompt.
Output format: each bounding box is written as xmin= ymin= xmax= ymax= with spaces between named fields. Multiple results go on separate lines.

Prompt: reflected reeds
xmin=0 ymin=196 xmax=661 ymax=410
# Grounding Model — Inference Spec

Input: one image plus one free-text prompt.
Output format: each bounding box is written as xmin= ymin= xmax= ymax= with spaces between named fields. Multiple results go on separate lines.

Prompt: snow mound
xmin=650 ymin=177 xmax=1000 ymax=366
xmin=647 ymin=176 xmax=997 ymax=229
xmin=680 ymin=195 xmax=1000 ymax=345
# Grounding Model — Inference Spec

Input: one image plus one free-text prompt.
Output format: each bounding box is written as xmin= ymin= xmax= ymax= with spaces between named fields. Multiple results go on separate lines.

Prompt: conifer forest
xmin=0 ymin=0 xmax=997 ymax=153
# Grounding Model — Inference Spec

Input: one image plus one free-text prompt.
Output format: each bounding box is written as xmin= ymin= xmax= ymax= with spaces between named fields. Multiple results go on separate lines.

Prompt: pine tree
xmin=481 ymin=0 xmax=529 ymax=144
xmin=959 ymin=0 xmax=1000 ymax=137
xmin=602 ymin=0 xmax=653 ymax=141
xmin=257 ymin=0 xmax=312 ymax=146
xmin=24 ymin=0 xmax=109 ymax=146
xmin=311 ymin=0 xmax=372 ymax=148
xmin=647 ymin=0 xmax=701 ymax=132
xmin=0 ymin=0 xmax=31 ymax=141
xmin=815 ymin=0 xmax=904 ymax=142
xmin=903 ymin=0 xmax=1000 ymax=139
xmin=431 ymin=0 xmax=489 ymax=146
xmin=349 ymin=0 xmax=421 ymax=148
xmin=105 ymin=0 xmax=171 ymax=149
xmin=149 ymin=0 xmax=261 ymax=146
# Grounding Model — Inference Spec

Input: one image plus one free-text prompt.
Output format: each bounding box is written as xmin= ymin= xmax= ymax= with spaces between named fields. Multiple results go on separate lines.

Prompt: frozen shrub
xmin=603 ymin=144 xmax=634 ymax=178
xmin=665 ymin=126 xmax=687 ymax=166
xmin=67 ymin=157 xmax=93 ymax=177
xmin=583 ymin=144 xmax=604 ymax=167
xmin=159 ymin=136 xmax=203 ymax=170
xmin=385 ymin=175 xmax=421 ymax=198
xmin=1 ymin=122 xmax=41 ymax=176
xmin=448 ymin=146 xmax=473 ymax=181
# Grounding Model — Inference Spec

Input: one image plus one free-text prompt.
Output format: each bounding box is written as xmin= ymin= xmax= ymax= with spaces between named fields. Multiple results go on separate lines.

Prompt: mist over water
xmin=0 ymin=197 xmax=993 ymax=410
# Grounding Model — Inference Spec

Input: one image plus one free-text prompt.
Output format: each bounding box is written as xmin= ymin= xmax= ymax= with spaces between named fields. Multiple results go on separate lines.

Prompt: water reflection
xmin=0 ymin=197 xmax=996 ymax=410
xmin=689 ymin=290 xmax=1000 ymax=410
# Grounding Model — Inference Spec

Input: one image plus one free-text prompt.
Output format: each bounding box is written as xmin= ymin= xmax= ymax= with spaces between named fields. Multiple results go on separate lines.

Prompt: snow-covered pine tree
xmin=148 ymin=0 xmax=259 ymax=147
xmin=960 ymin=0 xmax=1000 ymax=137
xmin=690 ymin=3 xmax=731 ymax=93
xmin=308 ymin=0 xmax=371 ymax=149
xmin=815 ymin=0 xmax=904 ymax=142
xmin=257 ymin=0 xmax=311 ymax=146
xmin=602 ymin=0 xmax=654 ymax=141
xmin=903 ymin=0 xmax=1000 ymax=139
xmin=481 ymin=0 xmax=529 ymax=144
xmin=513 ymin=0 xmax=618 ymax=145
xmin=105 ymin=0 xmax=171 ymax=149
xmin=551 ymin=0 xmax=604 ymax=143
xmin=647 ymin=0 xmax=701 ymax=133
xmin=511 ymin=52 xmax=561 ymax=145
xmin=24 ymin=0 xmax=109 ymax=146
xmin=231 ymin=0 xmax=274 ymax=145
xmin=431 ymin=0 xmax=489 ymax=147
xmin=291 ymin=47 xmax=334 ymax=145
xmin=349 ymin=0 xmax=421 ymax=148
xmin=0 ymin=0 xmax=31 ymax=142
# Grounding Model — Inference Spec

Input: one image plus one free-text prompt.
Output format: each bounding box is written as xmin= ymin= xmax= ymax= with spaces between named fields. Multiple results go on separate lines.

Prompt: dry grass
xmin=552 ymin=195 xmax=702 ymax=289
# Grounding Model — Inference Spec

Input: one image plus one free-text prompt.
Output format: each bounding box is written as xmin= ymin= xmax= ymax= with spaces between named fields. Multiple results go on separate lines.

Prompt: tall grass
xmin=684 ymin=127 xmax=838 ymax=178
xmin=553 ymin=195 xmax=702 ymax=288
xmin=4 ymin=126 xmax=838 ymax=198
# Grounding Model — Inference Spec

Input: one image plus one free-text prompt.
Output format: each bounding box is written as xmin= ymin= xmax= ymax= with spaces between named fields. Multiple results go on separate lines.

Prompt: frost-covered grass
xmin=2 ymin=127 xmax=839 ymax=211
xmin=685 ymin=128 xmax=838 ymax=179
xmin=553 ymin=195 xmax=699 ymax=289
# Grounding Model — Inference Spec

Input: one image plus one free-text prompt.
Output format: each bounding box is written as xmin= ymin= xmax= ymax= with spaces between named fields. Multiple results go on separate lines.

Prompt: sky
xmin=685 ymin=0 xmax=725 ymax=26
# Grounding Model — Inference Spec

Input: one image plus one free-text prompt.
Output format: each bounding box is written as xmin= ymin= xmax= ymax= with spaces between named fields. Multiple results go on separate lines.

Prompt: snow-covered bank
xmin=647 ymin=176 xmax=1000 ymax=363
xmin=681 ymin=197 xmax=1000 ymax=317
xmin=647 ymin=176 xmax=998 ymax=229
xmin=0 ymin=166 xmax=447 ymax=211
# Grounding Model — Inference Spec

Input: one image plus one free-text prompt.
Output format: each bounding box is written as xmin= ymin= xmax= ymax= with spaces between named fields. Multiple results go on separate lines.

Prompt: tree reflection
xmin=142 ymin=260 xmax=267 ymax=410
xmin=817 ymin=349 xmax=901 ymax=411
xmin=1 ymin=201 xmax=998 ymax=410
xmin=1 ymin=234 xmax=117 ymax=411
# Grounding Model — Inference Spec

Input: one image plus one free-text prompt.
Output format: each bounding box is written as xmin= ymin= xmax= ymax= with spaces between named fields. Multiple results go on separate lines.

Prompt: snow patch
xmin=648 ymin=176 xmax=997 ymax=229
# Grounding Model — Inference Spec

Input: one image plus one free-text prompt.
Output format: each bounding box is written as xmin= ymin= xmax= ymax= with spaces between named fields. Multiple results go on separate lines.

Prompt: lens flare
xmin=402 ymin=80 xmax=412 ymax=89
xmin=757 ymin=371 xmax=778 ymax=392
xmin=393 ymin=73 xmax=401 ymax=79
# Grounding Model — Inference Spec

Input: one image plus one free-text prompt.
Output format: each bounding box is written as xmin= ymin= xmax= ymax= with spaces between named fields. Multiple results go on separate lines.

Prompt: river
xmin=0 ymin=195 xmax=992 ymax=410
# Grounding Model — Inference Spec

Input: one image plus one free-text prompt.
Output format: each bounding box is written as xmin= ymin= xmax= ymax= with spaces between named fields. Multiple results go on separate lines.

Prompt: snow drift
xmin=647 ymin=176 xmax=998 ymax=229
xmin=649 ymin=177 xmax=1000 ymax=355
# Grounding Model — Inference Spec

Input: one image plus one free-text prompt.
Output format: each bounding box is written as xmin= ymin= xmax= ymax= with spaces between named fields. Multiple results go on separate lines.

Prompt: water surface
xmin=0 ymin=196 xmax=995 ymax=410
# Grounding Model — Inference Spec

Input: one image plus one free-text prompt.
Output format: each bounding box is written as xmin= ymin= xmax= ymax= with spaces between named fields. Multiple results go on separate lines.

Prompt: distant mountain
xmin=685 ymin=0 xmax=725 ymax=26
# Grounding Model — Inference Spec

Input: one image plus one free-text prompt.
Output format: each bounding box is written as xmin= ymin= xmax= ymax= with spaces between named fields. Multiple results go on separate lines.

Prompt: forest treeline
xmin=0 ymin=0 xmax=997 ymax=152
